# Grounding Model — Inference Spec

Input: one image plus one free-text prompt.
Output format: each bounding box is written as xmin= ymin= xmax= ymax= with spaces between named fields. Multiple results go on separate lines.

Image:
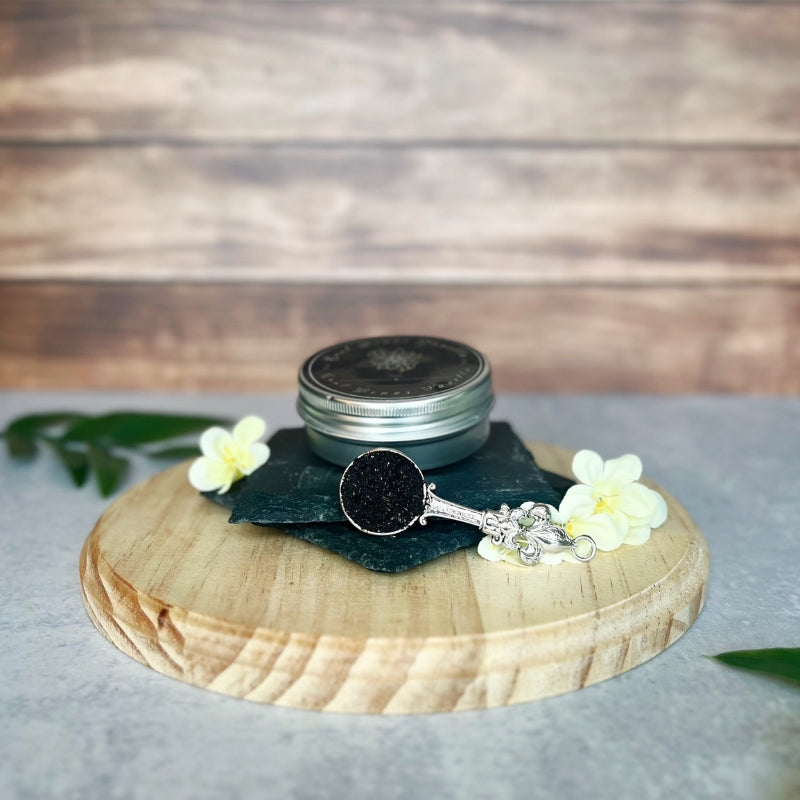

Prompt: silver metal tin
xmin=297 ymin=335 xmax=494 ymax=468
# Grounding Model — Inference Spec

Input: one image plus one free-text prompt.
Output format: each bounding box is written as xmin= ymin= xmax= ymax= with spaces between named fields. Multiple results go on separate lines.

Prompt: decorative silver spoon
xmin=339 ymin=448 xmax=596 ymax=566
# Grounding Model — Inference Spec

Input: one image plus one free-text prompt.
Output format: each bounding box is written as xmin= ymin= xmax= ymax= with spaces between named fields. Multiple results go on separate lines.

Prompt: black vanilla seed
xmin=340 ymin=450 xmax=425 ymax=534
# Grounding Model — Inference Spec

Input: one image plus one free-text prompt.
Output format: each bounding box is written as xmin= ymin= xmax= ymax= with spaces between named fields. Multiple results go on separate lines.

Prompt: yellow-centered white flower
xmin=568 ymin=450 xmax=667 ymax=546
xmin=476 ymin=448 xmax=667 ymax=567
xmin=188 ymin=416 xmax=270 ymax=494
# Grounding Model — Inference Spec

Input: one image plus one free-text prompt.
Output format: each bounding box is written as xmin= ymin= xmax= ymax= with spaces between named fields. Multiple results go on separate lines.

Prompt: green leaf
xmin=4 ymin=412 xmax=88 ymax=459
xmin=88 ymin=446 xmax=130 ymax=498
xmin=62 ymin=412 xmax=230 ymax=448
xmin=5 ymin=431 xmax=38 ymax=458
xmin=7 ymin=412 xmax=87 ymax=439
xmin=145 ymin=445 xmax=202 ymax=459
xmin=712 ymin=648 xmax=800 ymax=685
xmin=45 ymin=440 xmax=90 ymax=488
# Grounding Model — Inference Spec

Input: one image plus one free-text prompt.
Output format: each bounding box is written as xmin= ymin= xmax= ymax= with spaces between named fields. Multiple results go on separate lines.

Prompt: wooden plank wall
xmin=1 ymin=1 xmax=798 ymax=393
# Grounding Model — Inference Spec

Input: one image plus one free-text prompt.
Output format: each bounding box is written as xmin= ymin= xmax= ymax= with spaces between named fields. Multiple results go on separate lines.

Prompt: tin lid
xmin=297 ymin=336 xmax=494 ymax=443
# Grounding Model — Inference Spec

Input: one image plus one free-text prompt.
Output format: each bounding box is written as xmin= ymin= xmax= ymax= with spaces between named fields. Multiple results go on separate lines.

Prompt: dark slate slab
xmin=272 ymin=521 xmax=485 ymax=574
xmin=203 ymin=422 xmax=573 ymax=573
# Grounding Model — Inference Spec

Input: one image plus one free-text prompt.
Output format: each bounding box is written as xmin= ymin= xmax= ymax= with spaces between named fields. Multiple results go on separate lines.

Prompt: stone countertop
xmin=1 ymin=392 xmax=798 ymax=800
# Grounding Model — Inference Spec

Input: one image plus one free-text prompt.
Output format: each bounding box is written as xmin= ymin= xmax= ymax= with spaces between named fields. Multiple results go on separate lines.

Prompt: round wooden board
xmin=80 ymin=444 xmax=708 ymax=714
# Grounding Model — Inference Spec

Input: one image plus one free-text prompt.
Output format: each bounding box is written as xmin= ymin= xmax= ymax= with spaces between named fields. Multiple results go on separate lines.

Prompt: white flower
xmin=568 ymin=450 xmax=667 ymax=546
xmin=188 ymin=416 xmax=270 ymax=494
xmin=477 ymin=494 xmax=608 ymax=568
xmin=476 ymin=448 xmax=667 ymax=567
xmin=535 ymin=489 xmax=629 ymax=565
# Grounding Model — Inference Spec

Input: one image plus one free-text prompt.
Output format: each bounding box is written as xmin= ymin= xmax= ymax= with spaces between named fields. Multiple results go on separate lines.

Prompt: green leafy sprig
xmin=711 ymin=648 xmax=800 ymax=686
xmin=1 ymin=411 xmax=230 ymax=497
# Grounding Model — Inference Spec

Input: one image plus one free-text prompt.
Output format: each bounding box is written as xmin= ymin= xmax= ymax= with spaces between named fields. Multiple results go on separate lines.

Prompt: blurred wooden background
xmin=1 ymin=1 xmax=798 ymax=393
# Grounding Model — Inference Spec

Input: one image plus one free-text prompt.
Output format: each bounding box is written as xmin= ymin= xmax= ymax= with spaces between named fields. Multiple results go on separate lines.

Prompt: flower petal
xmin=217 ymin=475 xmax=237 ymax=494
xmin=500 ymin=550 xmax=527 ymax=567
xmin=572 ymin=450 xmax=603 ymax=486
xmin=199 ymin=427 xmax=233 ymax=459
xmin=650 ymin=490 xmax=668 ymax=528
xmin=600 ymin=453 xmax=642 ymax=488
xmin=188 ymin=457 xmax=233 ymax=492
xmin=624 ymin=524 xmax=652 ymax=546
xmin=477 ymin=536 xmax=505 ymax=562
xmin=615 ymin=482 xmax=659 ymax=520
xmin=558 ymin=484 xmax=596 ymax=521
xmin=242 ymin=443 xmax=270 ymax=476
xmin=233 ymin=415 xmax=266 ymax=446
xmin=571 ymin=512 xmax=627 ymax=551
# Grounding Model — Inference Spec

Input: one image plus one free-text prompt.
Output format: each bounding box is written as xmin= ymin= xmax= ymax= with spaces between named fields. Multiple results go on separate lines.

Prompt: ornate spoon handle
xmin=419 ymin=485 xmax=596 ymax=566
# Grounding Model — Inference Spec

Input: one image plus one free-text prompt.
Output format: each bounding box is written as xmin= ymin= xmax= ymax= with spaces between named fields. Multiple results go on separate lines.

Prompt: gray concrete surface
xmin=1 ymin=392 xmax=798 ymax=800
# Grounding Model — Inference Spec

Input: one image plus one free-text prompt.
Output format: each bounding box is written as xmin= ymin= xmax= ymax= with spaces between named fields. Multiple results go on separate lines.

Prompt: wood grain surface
xmin=79 ymin=443 xmax=709 ymax=714
xmin=3 ymin=282 xmax=799 ymax=393
xmin=2 ymin=3 xmax=799 ymax=143
xmin=2 ymin=146 xmax=799 ymax=284
xmin=2 ymin=0 xmax=798 ymax=394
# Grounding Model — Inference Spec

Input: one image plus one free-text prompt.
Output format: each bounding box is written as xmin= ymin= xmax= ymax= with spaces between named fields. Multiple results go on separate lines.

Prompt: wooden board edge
xmin=79 ymin=467 xmax=709 ymax=714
